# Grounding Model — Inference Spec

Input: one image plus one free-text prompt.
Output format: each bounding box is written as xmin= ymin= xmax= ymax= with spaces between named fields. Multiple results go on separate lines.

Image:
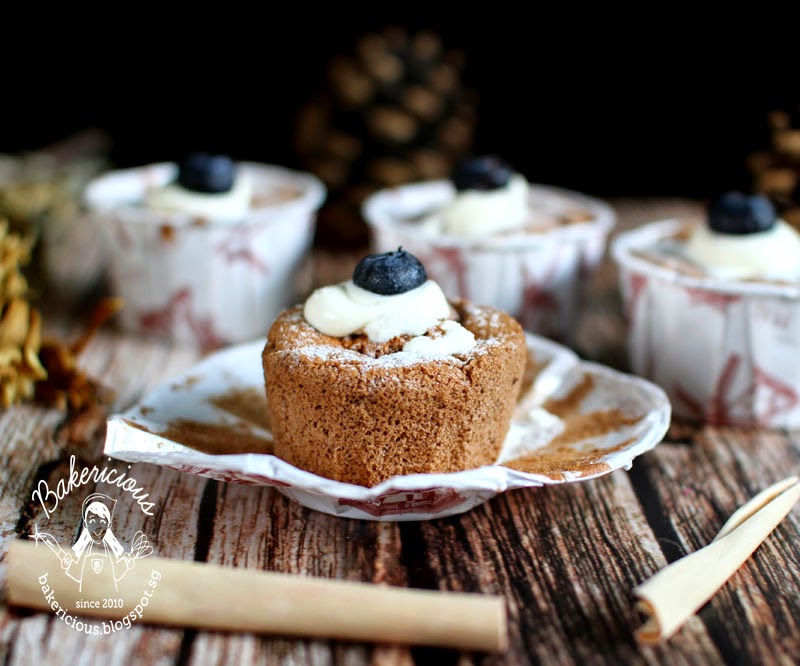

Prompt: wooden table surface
xmin=1 ymin=199 xmax=799 ymax=665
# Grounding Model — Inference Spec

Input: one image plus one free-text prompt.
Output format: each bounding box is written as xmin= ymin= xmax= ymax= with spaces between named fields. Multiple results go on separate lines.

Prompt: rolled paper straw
xmin=7 ymin=540 xmax=506 ymax=652
xmin=634 ymin=478 xmax=800 ymax=644
xmin=713 ymin=475 xmax=798 ymax=542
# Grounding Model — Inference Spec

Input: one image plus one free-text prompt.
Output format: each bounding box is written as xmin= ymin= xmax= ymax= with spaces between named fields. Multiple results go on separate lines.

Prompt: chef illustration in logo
xmin=32 ymin=493 xmax=154 ymax=592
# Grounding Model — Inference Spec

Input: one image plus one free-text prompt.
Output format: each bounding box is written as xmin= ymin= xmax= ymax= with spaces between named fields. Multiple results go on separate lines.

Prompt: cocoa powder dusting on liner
xmin=543 ymin=375 xmax=595 ymax=418
xmin=159 ymin=224 xmax=176 ymax=242
xmin=504 ymin=435 xmax=636 ymax=480
xmin=503 ymin=395 xmax=643 ymax=480
xmin=124 ymin=418 xmax=273 ymax=455
xmin=504 ymin=455 xmax=611 ymax=480
xmin=631 ymin=249 xmax=707 ymax=277
xmin=550 ymin=410 xmax=642 ymax=449
xmin=124 ymin=419 xmax=151 ymax=434
xmin=209 ymin=388 xmax=271 ymax=431
xmin=250 ymin=185 xmax=303 ymax=208
xmin=170 ymin=375 xmax=202 ymax=391
xmin=517 ymin=348 xmax=544 ymax=400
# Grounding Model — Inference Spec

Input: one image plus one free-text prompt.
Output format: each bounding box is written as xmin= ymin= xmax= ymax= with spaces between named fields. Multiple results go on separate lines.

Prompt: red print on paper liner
xmin=674 ymin=354 xmax=799 ymax=426
xmin=519 ymin=262 xmax=561 ymax=339
xmin=138 ymin=288 xmax=225 ymax=351
xmin=113 ymin=216 xmax=136 ymax=249
xmin=624 ymin=273 xmax=649 ymax=319
xmin=338 ymin=487 xmax=465 ymax=517
xmin=215 ymin=227 xmax=270 ymax=275
xmin=686 ymin=287 xmax=742 ymax=313
xmin=752 ymin=366 xmax=800 ymax=425
xmin=416 ymin=247 xmax=469 ymax=298
xmin=164 ymin=464 xmax=291 ymax=487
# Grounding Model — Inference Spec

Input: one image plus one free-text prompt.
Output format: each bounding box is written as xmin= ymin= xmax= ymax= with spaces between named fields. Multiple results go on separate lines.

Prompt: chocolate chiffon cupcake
xmin=262 ymin=250 xmax=527 ymax=486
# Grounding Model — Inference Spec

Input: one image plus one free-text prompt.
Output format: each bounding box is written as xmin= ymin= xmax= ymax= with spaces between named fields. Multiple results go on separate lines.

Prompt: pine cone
xmin=295 ymin=27 xmax=477 ymax=247
xmin=748 ymin=104 xmax=800 ymax=227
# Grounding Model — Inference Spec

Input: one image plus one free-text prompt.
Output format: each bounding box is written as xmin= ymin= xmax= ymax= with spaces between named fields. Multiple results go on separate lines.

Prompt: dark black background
xmin=3 ymin=12 xmax=795 ymax=198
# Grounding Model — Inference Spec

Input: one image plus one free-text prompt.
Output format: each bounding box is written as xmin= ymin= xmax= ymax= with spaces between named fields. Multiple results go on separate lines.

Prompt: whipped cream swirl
xmin=401 ymin=319 xmax=477 ymax=355
xmin=146 ymin=171 xmax=252 ymax=220
xmin=415 ymin=174 xmax=530 ymax=238
xmin=684 ymin=220 xmax=800 ymax=281
xmin=303 ymin=279 xmax=476 ymax=355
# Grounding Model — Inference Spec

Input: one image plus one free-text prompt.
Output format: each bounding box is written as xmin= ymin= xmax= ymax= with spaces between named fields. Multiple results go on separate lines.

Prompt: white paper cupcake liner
xmin=104 ymin=335 xmax=670 ymax=521
xmin=86 ymin=163 xmax=325 ymax=347
xmin=613 ymin=219 xmax=800 ymax=428
xmin=362 ymin=181 xmax=615 ymax=342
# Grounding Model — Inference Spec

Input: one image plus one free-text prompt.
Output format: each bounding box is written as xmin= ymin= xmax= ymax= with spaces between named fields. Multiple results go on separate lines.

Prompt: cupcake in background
xmin=363 ymin=155 xmax=615 ymax=342
xmin=86 ymin=152 xmax=325 ymax=349
xmin=613 ymin=191 xmax=800 ymax=428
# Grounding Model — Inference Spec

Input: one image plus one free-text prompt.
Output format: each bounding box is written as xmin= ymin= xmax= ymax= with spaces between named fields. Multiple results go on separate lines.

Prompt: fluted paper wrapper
xmin=86 ymin=163 xmax=325 ymax=347
xmin=104 ymin=334 xmax=670 ymax=521
xmin=613 ymin=220 xmax=800 ymax=428
xmin=363 ymin=182 xmax=615 ymax=342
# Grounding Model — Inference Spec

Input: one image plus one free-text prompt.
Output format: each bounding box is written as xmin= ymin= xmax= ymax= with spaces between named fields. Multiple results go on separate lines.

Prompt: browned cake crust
xmin=262 ymin=300 xmax=527 ymax=486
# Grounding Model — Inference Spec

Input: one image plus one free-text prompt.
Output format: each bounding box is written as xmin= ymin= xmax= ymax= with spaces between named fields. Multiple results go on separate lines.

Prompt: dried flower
xmin=35 ymin=297 xmax=123 ymax=411
xmin=0 ymin=221 xmax=46 ymax=407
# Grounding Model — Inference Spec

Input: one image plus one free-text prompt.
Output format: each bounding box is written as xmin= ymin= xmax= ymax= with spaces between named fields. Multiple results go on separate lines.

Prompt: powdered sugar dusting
xmin=272 ymin=301 xmax=509 ymax=368
xmin=461 ymin=301 xmax=503 ymax=329
xmin=283 ymin=339 xmax=500 ymax=368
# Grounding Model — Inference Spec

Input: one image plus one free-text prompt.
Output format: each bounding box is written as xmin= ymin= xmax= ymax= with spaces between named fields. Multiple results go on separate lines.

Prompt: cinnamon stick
xmin=7 ymin=540 xmax=506 ymax=652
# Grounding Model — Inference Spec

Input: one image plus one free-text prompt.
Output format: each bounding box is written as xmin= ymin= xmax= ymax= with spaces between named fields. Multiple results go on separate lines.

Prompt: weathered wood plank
xmin=630 ymin=431 xmax=800 ymax=665
xmin=0 ymin=403 xmax=75 ymax=666
xmin=0 ymin=330 xmax=201 ymax=666
xmin=181 ymin=483 xmax=413 ymax=665
xmin=402 ymin=472 xmax=722 ymax=665
xmin=6 ymin=461 xmax=208 ymax=666
xmin=80 ymin=329 xmax=201 ymax=412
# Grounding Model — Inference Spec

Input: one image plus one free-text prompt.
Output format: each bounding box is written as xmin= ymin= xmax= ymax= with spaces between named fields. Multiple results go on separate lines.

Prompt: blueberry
xmin=177 ymin=152 xmax=236 ymax=194
xmin=707 ymin=192 xmax=777 ymax=235
xmin=352 ymin=249 xmax=427 ymax=295
xmin=451 ymin=155 xmax=513 ymax=192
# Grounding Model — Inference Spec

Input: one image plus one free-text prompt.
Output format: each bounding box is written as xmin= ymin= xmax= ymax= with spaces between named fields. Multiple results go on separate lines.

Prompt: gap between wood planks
xmin=627 ymin=426 xmax=800 ymax=665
